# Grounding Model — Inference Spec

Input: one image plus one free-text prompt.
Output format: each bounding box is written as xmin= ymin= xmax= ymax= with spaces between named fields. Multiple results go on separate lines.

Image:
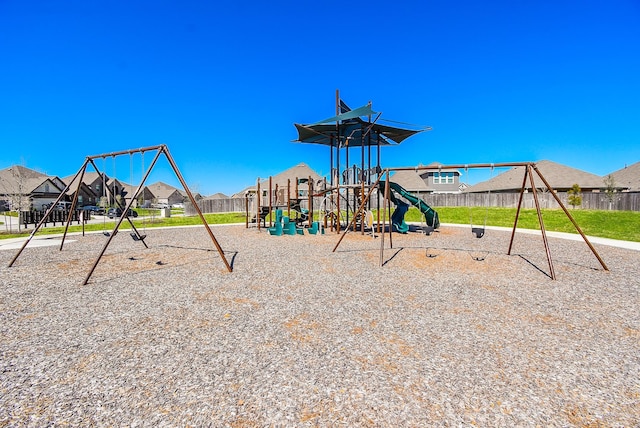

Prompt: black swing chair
xmin=128 ymin=152 xmax=147 ymax=243
xmin=466 ymin=166 xmax=494 ymax=261
xmin=100 ymin=159 xmax=112 ymax=237
xmin=468 ymin=166 xmax=493 ymax=239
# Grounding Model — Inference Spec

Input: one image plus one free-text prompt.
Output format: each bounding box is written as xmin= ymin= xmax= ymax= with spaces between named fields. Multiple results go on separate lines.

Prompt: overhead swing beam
xmin=332 ymin=161 xmax=609 ymax=279
xmin=8 ymin=144 xmax=233 ymax=284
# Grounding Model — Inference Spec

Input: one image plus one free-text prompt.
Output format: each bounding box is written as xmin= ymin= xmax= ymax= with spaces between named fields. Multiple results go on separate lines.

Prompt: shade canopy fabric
xmin=293 ymin=103 xmax=427 ymax=148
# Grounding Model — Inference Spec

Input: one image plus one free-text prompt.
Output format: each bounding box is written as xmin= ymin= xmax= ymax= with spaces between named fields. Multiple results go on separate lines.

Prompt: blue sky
xmin=1 ymin=0 xmax=639 ymax=195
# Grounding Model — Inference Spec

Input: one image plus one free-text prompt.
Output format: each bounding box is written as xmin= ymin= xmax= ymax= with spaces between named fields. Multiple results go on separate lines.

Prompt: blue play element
xmin=390 ymin=199 xmax=410 ymax=233
xmin=308 ymin=221 xmax=323 ymax=235
xmin=268 ymin=209 xmax=283 ymax=235
xmin=379 ymin=181 xmax=440 ymax=234
xmin=270 ymin=212 xmax=305 ymax=236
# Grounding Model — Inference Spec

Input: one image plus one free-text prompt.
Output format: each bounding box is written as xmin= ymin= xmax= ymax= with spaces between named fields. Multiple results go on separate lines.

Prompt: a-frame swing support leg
xmin=83 ymin=145 xmax=232 ymax=285
xmin=8 ymin=158 xmax=92 ymax=267
xmin=507 ymin=164 xmax=530 ymax=255
xmin=83 ymin=148 xmax=165 ymax=285
xmin=507 ymin=164 xmax=608 ymax=280
xmin=163 ymin=146 xmax=233 ymax=273
xmin=60 ymin=162 xmax=89 ymax=251
xmin=528 ymin=165 xmax=556 ymax=280
xmin=532 ymin=165 xmax=609 ymax=272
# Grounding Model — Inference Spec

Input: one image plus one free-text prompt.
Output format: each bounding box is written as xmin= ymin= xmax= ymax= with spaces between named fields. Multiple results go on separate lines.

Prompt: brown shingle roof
xmin=0 ymin=165 xmax=63 ymax=194
xmin=232 ymin=163 xmax=322 ymax=197
xmin=467 ymin=160 xmax=606 ymax=193
xmin=146 ymin=181 xmax=182 ymax=199
xmin=389 ymin=170 xmax=430 ymax=192
xmin=608 ymin=161 xmax=640 ymax=191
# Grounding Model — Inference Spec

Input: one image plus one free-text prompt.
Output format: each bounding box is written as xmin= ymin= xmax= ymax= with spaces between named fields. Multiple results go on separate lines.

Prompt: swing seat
xmin=130 ymin=232 xmax=146 ymax=242
xmin=471 ymin=227 xmax=485 ymax=239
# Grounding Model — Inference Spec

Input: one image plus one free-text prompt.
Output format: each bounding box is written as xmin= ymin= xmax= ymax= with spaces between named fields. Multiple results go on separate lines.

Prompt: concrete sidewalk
xmin=441 ymin=223 xmax=640 ymax=251
xmin=2 ymin=222 xmax=639 ymax=252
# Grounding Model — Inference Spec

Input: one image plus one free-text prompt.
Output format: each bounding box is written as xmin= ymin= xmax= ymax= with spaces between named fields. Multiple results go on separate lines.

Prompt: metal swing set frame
xmin=333 ymin=161 xmax=609 ymax=280
xmin=8 ymin=144 xmax=232 ymax=284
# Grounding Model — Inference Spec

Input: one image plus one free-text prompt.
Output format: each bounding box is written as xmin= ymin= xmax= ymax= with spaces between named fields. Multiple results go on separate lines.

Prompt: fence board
xmin=186 ymin=191 xmax=640 ymax=215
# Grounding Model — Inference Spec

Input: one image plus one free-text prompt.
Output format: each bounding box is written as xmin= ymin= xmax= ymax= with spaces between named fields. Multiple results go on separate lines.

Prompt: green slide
xmin=379 ymin=181 xmax=440 ymax=233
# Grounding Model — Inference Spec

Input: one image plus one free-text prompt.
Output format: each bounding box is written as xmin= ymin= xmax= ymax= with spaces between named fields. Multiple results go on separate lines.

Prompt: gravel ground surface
xmin=1 ymin=224 xmax=639 ymax=426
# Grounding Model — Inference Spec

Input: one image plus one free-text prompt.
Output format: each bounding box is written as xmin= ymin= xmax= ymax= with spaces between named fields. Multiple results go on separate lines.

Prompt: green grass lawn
xmin=1 ymin=208 xmax=638 ymax=243
xmin=0 ymin=212 xmax=246 ymax=240
xmin=402 ymin=206 xmax=640 ymax=242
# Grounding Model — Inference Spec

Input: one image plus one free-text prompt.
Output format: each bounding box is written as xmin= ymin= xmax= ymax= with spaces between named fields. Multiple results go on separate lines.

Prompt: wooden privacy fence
xmin=420 ymin=191 xmax=640 ymax=211
xmin=187 ymin=191 xmax=640 ymax=215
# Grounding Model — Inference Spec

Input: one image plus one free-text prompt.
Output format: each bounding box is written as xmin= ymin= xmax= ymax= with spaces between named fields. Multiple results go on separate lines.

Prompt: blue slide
xmin=379 ymin=181 xmax=440 ymax=233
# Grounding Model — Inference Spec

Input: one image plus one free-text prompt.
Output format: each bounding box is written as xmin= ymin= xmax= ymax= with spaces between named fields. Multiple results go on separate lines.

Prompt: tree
xmin=603 ymin=174 xmax=617 ymax=210
xmin=567 ymin=183 xmax=582 ymax=209
xmin=0 ymin=165 xmax=31 ymax=231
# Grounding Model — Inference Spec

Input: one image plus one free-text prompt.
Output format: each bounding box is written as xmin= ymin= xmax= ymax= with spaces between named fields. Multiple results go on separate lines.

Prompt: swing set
xmin=332 ymin=161 xmax=609 ymax=280
xmin=8 ymin=144 xmax=232 ymax=284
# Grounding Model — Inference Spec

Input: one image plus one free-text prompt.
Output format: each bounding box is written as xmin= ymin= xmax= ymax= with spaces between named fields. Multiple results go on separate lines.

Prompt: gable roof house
xmin=146 ymin=182 xmax=186 ymax=206
xmin=388 ymin=170 xmax=431 ymax=193
xmin=0 ymin=165 xmax=67 ymax=211
xmin=466 ymin=160 xmax=606 ymax=193
xmin=63 ymin=171 xmax=106 ymax=207
xmin=208 ymin=192 xmax=229 ymax=199
xmin=608 ymin=161 xmax=640 ymax=192
xmin=390 ymin=163 xmax=464 ymax=194
xmin=232 ymin=163 xmax=322 ymax=204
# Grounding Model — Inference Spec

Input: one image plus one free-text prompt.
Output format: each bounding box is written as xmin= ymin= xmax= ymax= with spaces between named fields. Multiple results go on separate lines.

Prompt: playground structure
xmin=245 ymin=175 xmax=324 ymax=235
xmin=8 ymin=145 xmax=232 ymax=284
xmin=293 ymin=90 xmax=431 ymax=235
xmin=290 ymin=92 xmax=609 ymax=279
xmin=332 ymin=162 xmax=609 ymax=280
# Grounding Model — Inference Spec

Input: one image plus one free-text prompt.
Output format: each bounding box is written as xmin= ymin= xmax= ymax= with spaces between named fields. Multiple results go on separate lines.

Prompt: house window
xmin=44 ymin=184 xmax=50 ymax=192
xmin=434 ymin=172 xmax=454 ymax=184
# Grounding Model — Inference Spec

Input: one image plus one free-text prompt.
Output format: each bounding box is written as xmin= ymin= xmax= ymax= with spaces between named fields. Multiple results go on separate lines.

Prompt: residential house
xmin=208 ymin=192 xmax=229 ymax=199
xmin=63 ymin=171 xmax=106 ymax=207
xmin=389 ymin=162 xmax=464 ymax=194
xmin=466 ymin=160 xmax=608 ymax=193
xmin=0 ymin=165 xmax=67 ymax=210
xmin=607 ymin=161 xmax=640 ymax=192
xmin=232 ymin=163 xmax=322 ymax=205
xmin=146 ymin=181 xmax=186 ymax=207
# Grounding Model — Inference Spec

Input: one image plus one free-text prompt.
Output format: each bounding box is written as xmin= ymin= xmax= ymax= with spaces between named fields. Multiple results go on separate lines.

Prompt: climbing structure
xmin=293 ymin=90 xmax=431 ymax=232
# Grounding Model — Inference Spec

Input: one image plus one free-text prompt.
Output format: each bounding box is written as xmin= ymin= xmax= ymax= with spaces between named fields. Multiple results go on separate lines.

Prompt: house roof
xmin=63 ymin=171 xmax=109 ymax=193
xmin=146 ymin=181 xmax=183 ymax=199
xmin=2 ymin=165 xmax=48 ymax=179
xmin=466 ymin=160 xmax=606 ymax=193
xmin=608 ymin=161 xmax=640 ymax=191
xmin=389 ymin=170 xmax=430 ymax=192
xmin=208 ymin=192 xmax=228 ymax=199
xmin=233 ymin=163 xmax=322 ymax=197
xmin=0 ymin=165 xmax=63 ymax=194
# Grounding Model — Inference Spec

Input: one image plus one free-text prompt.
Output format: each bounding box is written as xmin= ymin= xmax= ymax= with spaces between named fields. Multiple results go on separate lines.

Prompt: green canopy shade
xmin=293 ymin=103 xmax=427 ymax=147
